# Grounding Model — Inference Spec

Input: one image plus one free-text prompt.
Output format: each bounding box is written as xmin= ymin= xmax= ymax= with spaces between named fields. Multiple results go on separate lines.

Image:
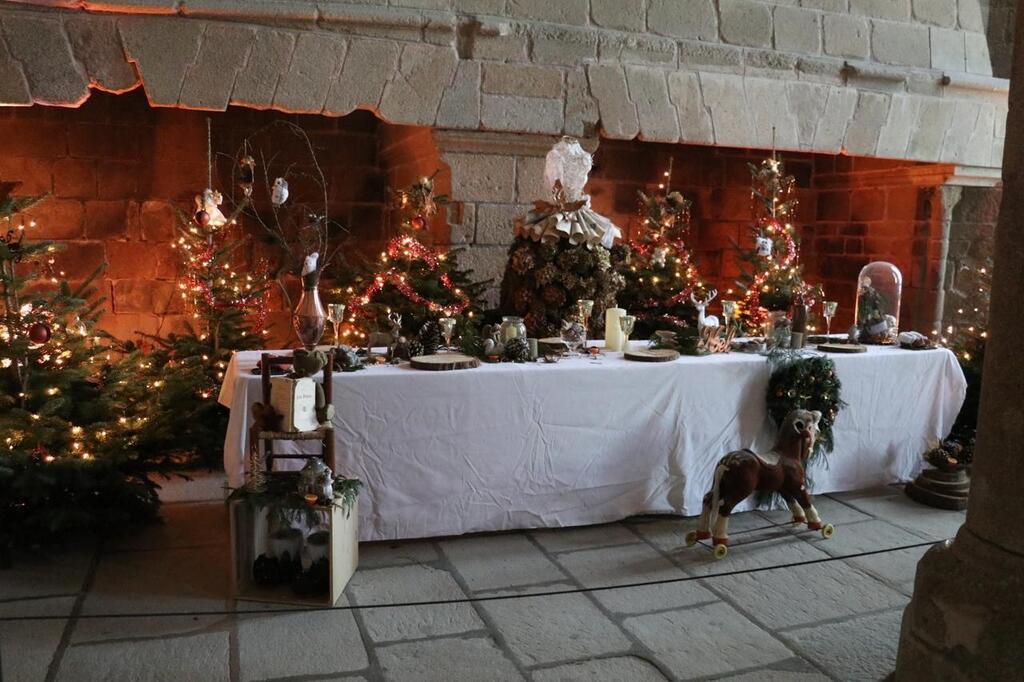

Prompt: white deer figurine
xmin=691 ymin=289 xmax=720 ymax=330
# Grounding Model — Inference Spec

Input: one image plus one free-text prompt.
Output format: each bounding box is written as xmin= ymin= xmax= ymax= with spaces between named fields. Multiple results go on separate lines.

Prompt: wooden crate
xmin=229 ymin=499 xmax=359 ymax=606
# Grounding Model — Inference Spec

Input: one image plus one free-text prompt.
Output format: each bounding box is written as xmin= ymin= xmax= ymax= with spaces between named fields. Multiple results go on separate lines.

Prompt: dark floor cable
xmin=0 ymin=539 xmax=941 ymax=623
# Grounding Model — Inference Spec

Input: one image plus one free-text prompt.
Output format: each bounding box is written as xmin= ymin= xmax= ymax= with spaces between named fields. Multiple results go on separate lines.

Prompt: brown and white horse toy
xmin=686 ymin=408 xmax=834 ymax=559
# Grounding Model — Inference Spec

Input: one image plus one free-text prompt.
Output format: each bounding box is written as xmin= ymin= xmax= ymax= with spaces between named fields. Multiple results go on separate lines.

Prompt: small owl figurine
xmin=271 ymin=177 xmax=289 ymax=207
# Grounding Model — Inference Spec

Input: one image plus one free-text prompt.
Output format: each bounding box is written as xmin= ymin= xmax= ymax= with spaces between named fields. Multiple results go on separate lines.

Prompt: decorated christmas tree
xmin=616 ymin=158 xmax=709 ymax=336
xmin=340 ymin=175 xmax=488 ymax=340
xmin=500 ymin=138 xmax=625 ymax=338
xmin=0 ymin=186 xmax=164 ymax=556
xmin=737 ymin=154 xmax=819 ymax=330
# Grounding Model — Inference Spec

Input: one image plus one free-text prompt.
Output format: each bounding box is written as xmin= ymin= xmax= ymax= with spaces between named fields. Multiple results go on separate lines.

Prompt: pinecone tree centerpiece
xmin=499 ymin=139 xmax=625 ymax=338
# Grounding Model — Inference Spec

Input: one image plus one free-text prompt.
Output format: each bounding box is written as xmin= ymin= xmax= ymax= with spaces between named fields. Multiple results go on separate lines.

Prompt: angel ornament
xmin=195 ymin=188 xmax=228 ymax=228
xmin=756 ymin=236 xmax=773 ymax=257
xmin=515 ymin=137 xmax=622 ymax=250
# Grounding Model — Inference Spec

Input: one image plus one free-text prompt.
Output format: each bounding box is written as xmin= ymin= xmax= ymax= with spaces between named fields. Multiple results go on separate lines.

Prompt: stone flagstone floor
xmin=0 ymin=473 xmax=966 ymax=682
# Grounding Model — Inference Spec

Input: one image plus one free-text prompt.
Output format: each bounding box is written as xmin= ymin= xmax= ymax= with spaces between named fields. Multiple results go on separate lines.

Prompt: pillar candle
xmin=605 ymin=307 xmax=626 ymax=351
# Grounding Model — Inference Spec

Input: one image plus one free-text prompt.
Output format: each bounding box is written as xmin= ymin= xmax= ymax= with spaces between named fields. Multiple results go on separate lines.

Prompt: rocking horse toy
xmin=686 ymin=408 xmax=835 ymax=559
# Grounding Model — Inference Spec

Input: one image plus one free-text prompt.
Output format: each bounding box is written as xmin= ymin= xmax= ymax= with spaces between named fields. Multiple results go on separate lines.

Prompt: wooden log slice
xmin=409 ymin=353 xmax=481 ymax=371
xmin=905 ymin=478 xmax=969 ymax=510
xmin=817 ymin=343 xmax=868 ymax=353
xmin=538 ymin=337 xmax=569 ymax=352
xmin=623 ymin=348 xmax=680 ymax=362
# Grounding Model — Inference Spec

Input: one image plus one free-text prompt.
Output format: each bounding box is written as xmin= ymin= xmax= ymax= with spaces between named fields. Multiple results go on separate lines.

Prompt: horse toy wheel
xmin=713 ymin=544 xmax=728 ymax=560
xmin=685 ymin=531 xmax=699 ymax=547
xmin=821 ymin=523 xmax=835 ymax=539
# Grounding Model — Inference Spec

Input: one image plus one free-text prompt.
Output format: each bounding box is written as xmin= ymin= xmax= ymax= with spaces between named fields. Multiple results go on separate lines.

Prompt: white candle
xmin=605 ymin=307 xmax=625 ymax=351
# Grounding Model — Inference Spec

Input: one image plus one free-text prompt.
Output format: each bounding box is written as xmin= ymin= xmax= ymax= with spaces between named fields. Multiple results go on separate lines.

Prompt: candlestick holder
xmin=576 ymin=299 xmax=594 ymax=349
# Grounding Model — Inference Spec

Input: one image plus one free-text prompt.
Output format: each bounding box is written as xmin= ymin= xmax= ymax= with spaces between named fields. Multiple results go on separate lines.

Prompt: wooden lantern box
xmin=229 ymin=497 xmax=359 ymax=606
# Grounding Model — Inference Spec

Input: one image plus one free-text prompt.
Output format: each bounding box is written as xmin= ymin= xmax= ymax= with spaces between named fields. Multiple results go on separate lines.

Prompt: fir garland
xmin=766 ymin=351 xmax=844 ymax=462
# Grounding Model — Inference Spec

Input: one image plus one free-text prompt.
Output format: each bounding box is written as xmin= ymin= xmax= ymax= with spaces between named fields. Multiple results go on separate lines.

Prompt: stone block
xmin=273 ymin=33 xmax=347 ymax=113
xmin=784 ymin=608 xmax=905 ymax=681
xmin=59 ymin=631 xmax=230 ymax=681
xmin=1 ymin=14 xmax=88 ymax=106
xmin=802 ymin=0 xmax=850 ymax=9
xmin=591 ymin=0 xmax=646 ymax=31
xmin=700 ymin=72 xmax=756 ymax=147
xmin=481 ymin=587 xmax=631 ymax=666
xmin=958 ymin=0 xmax=985 ymax=32
xmin=482 ymin=63 xmax=563 ymax=99
xmin=453 ymin=245 xmax=508 ymax=294
xmin=96 ymin=160 xmax=138 ymax=199
xmin=179 ymin=23 xmax=254 ymax=110
xmin=940 ymin=99 xmax=981 ymax=162
xmin=441 ymin=533 xmax=567 ymax=592
xmin=0 ymin=598 xmax=74 ymax=682
xmin=824 ymin=14 xmax=871 ymax=59
xmin=455 ymin=0 xmax=505 ymax=12
xmin=113 ymin=279 xmax=180 ymax=314
xmin=508 ymin=0 xmax=588 ymax=25
xmin=912 ymin=0 xmax=956 ymax=27
xmin=774 ymin=6 xmax=821 ymax=54
xmin=25 ymin=199 xmax=84 ymax=240
xmin=719 ymin=0 xmax=773 ymax=48
xmin=436 ymin=60 xmax=481 ymax=128
xmin=139 ymin=200 xmax=177 ymax=242
xmin=564 ymin=67 xmax=599 ymax=137
xmin=65 ymin=16 xmax=139 ymax=93
xmin=445 ymin=153 xmax=516 ymax=202
xmin=105 ymin=240 xmax=157 ymax=279
xmin=963 ymin=102 xmax=997 ymax=167
xmin=53 ymin=158 xmax=96 ymax=199
xmin=376 ymin=636 xmax=522 ymax=682
xmin=746 ymin=76 xmax=800 ymax=149
xmin=931 ymin=27 xmax=966 ymax=71
xmin=358 ymin=538 xmax=440 ymax=569
xmin=587 ymin=64 xmax=640 ymax=139
xmin=598 ymin=33 xmax=677 ymax=65
xmin=531 ymin=26 xmax=598 ymax=65
xmin=529 ymin=523 xmax=639 ymax=553
xmin=482 ymin=92 xmax=564 ymax=135
xmin=83 ymin=200 xmax=129 ymax=240
xmin=787 ymin=82 xmax=828 ymax=148
xmin=231 ymin=28 xmax=295 ymax=109
xmin=964 ymin=32 xmax=992 ymax=75
xmin=325 ymin=38 xmax=401 ymax=116
xmin=625 ymin=66 xmax=679 ymax=142
xmin=851 ymin=0 xmax=911 ymax=20
xmin=667 ymin=70 xmax=714 ymax=144
xmin=876 ymin=93 xmax=921 ymax=158
xmin=909 ymin=98 xmax=955 ymax=160
xmin=532 ymin=656 xmax=667 ymax=682
xmin=476 ymin=203 xmax=521 ymax=244
xmin=379 ymin=43 xmax=458 ymax=125
xmin=623 ymin=603 xmax=792 ymax=679
xmin=472 ymin=26 xmax=530 ymax=62
xmin=238 ymin=608 xmax=366 ymax=681
xmin=844 ymin=91 xmax=890 ymax=155
xmin=648 ymin=0 xmax=717 ymax=41
xmin=346 ymin=564 xmax=483 ymax=642
xmin=813 ymin=86 xmax=859 ymax=152
xmin=119 ymin=16 xmax=204 ymax=106
xmin=516 ymin=155 xmax=547 ymax=203
xmin=872 ymin=20 xmax=930 ymax=67
xmin=558 ymin=542 xmax=716 ymax=614
xmin=678 ymin=41 xmax=744 ymax=71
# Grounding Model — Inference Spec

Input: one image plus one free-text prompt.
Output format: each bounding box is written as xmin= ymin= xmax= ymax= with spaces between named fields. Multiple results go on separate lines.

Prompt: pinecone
xmin=407 ymin=339 xmax=425 ymax=358
xmin=502 ymin=337 xmax=531 ymax=363
xmin=416 ymin=320 xmax=442 ymax=355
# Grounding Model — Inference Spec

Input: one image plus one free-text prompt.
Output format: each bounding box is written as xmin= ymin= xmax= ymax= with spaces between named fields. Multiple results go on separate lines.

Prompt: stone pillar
xmin=895 ymin=10 xmax=1024 ymax=680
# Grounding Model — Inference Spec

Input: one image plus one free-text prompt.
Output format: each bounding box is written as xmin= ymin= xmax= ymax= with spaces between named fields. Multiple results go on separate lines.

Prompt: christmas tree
xmin=616 ymin=158 xmax=709 ymax=336
xmin=112 ymin=187 xmax=269 ymax=468
xmin=341 ymin=175 xmax=488 ymax=340
xmin=737 ymin=154 xmax=819 ymax=330
xmin=0 ymin=186 xmax=164 ymax=557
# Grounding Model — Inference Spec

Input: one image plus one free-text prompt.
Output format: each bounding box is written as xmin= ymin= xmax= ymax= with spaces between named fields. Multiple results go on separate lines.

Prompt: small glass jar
xmin=765 ymin=311 xmax=791 ymax=349
xmin=500 ymin=316 xmax=527 ymax=342
xmin=855 ymin=261 xmax=902 ymax=344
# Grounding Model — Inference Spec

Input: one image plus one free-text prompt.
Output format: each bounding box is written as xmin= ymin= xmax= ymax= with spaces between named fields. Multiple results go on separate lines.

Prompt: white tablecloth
xmin=219 ymin=345 xmax=966 ymax=542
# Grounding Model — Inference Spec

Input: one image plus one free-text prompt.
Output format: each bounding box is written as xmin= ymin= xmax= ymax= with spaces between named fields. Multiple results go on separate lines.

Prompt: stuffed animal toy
xmin=290 ymin=349 xmax=335 ymax=424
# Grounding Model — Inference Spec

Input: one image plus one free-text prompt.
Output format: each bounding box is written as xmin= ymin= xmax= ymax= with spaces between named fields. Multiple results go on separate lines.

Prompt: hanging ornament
xmin=71 ymin=316 xmax=88 ymax=336
xmin=409 ymin=214 xmax=427 ymax=231
xmin=271 ymin=177 xmax=289 ymax=207
xmin=238 ymin=156 xmax=256 ymax=197
xmin=28 ymin=321 xmax=52 ymax=345
xmin=756 ymin=236 xmax=773 ymax=257
xmin=194 ymin=189 xmax=227 ymax=228
xmin=194 ymin=209 xmax=210 ymax=227
xmin=651 ymin=245 xmax=669 ymax=268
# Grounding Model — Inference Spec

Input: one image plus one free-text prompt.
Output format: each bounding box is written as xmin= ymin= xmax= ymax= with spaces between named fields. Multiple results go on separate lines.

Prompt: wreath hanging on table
xmin=766 ymin=352 xmax=845 ymax=464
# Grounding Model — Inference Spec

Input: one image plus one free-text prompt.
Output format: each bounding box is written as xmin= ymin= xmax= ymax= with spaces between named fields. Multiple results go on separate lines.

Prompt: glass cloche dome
xmin=854 ymin=261 xmax=902 ymax=344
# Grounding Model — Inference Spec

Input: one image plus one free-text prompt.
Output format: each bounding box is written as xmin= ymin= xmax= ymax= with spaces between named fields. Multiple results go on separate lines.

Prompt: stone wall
xmin=0 ymin=0 xmax=1009 ymax=170
xmin=941 ymin=184 xmax=999 ymax=328
xmin=1 ymin=90 xmax=390 ymax=342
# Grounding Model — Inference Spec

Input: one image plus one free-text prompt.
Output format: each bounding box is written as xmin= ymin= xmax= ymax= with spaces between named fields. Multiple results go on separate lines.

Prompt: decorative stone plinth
xmin=905 ymin=469 xmax=969 ymax=510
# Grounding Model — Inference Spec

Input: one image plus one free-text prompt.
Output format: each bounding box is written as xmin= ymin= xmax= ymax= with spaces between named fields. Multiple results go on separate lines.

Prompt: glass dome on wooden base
xmin=855 ymin=261 xmax=902 ymax=344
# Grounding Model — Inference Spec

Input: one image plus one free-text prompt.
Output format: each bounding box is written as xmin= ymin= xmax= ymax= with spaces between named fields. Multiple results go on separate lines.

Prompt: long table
xmin=219 ymin=345 xmax=966 ymax=542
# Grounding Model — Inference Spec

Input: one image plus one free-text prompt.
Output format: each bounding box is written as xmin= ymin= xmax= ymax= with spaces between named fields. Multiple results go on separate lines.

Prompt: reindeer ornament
xmin=691 ymin=289 xmax=720 ymax=330
xmin=686 ymin=408 xmax=835 ymax=559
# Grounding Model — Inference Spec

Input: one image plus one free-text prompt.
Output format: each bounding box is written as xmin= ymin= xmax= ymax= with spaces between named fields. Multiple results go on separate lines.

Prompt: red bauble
xmin=410 ymin=215 xmax=427 ymax=230
xmin=28 ymin=321 xmax=52 ymax=344
xmin=194 ymin=210 xmax=211 ymax=227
